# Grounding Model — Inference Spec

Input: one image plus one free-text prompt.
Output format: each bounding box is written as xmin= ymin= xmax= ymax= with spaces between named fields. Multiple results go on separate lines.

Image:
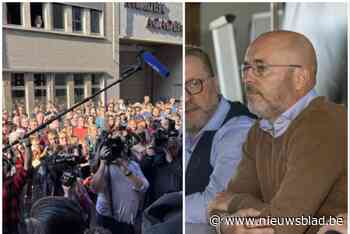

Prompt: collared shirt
xmin=185 ymin=98 xmax=255 ymax=223
xmin=96 ymin=160 xmax=149 ymax=224
xmin=260 ymin=88 xmax=318 ymax=138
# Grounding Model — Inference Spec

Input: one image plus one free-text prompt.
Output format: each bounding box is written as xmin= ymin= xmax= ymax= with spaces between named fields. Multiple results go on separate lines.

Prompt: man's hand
xmin=317 ymin=213 xmax=347 ymax=234
xmin=208 ymin=192 xmax=233 ymax=217
xmin=99 ymin=145 xmax=111 ymax=161
xmin=62 ymin=185 xmax=71 ymax=197
xmin=220 ymin=208 xmax=274 ymax=234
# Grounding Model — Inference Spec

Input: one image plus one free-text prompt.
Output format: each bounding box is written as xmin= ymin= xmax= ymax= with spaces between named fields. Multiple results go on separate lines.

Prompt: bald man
xmin=208 ymin=31 xmax=347 ymax=234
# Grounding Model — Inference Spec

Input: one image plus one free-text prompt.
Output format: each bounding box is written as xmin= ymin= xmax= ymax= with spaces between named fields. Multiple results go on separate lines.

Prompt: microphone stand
xmin=3 ymin=57 xmax=143 ymax=152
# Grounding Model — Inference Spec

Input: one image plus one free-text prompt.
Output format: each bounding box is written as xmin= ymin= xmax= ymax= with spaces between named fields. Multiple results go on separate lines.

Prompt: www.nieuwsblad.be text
xmin=209 ymin=215 xmax=344 ymax=227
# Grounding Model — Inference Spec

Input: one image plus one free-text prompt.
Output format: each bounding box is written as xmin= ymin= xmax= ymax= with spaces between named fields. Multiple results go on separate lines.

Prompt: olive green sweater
xmin=226 ymin=97 xmax=347 ymax=234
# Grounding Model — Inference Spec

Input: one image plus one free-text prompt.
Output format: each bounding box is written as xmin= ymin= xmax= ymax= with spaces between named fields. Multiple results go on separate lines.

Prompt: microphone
xmin=141 ymin=51 xmax=170 ymax=78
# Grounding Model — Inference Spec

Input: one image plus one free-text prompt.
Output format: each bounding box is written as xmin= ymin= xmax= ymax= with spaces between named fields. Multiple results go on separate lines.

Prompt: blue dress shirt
xmin=260 ymin=88 xmax=318 ymax=137
xmin=185 ymin=98 xmax=255 ymax=223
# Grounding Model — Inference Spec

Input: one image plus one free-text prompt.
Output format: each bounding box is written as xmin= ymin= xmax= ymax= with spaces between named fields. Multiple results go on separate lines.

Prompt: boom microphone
xmin=141 ymin=51 xmax=170 ymax=78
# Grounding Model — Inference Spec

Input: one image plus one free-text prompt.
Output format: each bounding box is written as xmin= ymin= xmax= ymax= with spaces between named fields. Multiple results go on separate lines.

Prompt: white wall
xmin=283 ymin=2 xmax=347 ymax=104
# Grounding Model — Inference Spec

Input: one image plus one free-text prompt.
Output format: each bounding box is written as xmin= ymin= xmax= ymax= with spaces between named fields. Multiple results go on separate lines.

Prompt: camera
xmin=153 ymin=120 xmax=178 ymax=149
xmin=124 ymin=132 xmax=141 ymax=148
xmin=42 ymin=144 xmax=85 ymax=168
xmin=52 ymin=154 xmax=82 ymax=165
xmin=94 ymin=130 xmax=126 ymax=163
xmin=39 ymin=145 xmax=86 ymax=182
xmin=153 ymin=129 xmax=169 ymax=150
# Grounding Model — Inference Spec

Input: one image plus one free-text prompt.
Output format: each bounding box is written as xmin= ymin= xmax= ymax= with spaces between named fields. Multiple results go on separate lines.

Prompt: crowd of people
xmin=3 ymin=96 xmax=183 ymax=234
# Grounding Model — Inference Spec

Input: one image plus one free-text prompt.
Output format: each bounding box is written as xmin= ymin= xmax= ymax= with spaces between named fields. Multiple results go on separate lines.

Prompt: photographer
xmin=140 ymin=121 xmax=182 ymax=207
xmin=91 ymin=137 xmax=149 ymax=234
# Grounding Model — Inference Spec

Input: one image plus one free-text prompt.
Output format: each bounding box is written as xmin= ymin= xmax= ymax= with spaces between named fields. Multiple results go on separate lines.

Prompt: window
xmin=92 ymin=74 xmax=100 ymax=86
xmin=53 ymin=3 xmax=64 ymax=30
xmin=91 ymin=74 xmax=101 ymax=104
xmin=74 ymin=74 xmax=84 ymax=103
xmin=30 ymin=3 xmax=44 ymax=28
xmin=11 ymin=74 xmax=25 ymax=87
xmin=6 ymin=3 xmax=21 ymax=25
xmin=34 ymin=74 xmax=47 ymax=106
xmin=11 ymin=73 xmax=25 ymax=107
xmin=34 ymin=74 xmax=46 ymax=86
xmin=54 ymin=74 xmax=67 ymax=110
xmin=90 ymin=9 xmax=101 ymax=34
xmin=72 ymin=6 xmax=83 ymax=32
xmin=55 ymin=74 xmax=66 ymax=86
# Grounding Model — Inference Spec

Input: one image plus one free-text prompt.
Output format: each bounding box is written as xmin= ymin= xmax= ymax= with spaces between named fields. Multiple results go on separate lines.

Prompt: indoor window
xmin=11 ymin=73 xmax=25 ymax=107
xmin=53 ymin=3 xmax=64 ymax=30
xmin=74 ymin=74 xmax=85 ymax=103
xmin=90 ymin=9 xmax=101 ymax=34
xmin=72 ymin=6 xmax=83 ymax=32
xmin=54 ymin=74 xmax=67 ymax=110
xmin=34 ymin=74 xmax=47 ymax=106
xmin=6 ymin=3 xmax=21 ymax=25
xmin=30 ymin=3 xmax=44 ymax=28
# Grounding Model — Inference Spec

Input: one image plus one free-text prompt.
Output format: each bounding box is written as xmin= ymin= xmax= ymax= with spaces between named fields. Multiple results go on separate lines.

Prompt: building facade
xmin=3 ymin=2 xmax=116 ymax=114
xmin=3 ymin=2 xmax=183 ymax=114
xmin=118 ymin=2 xmax=183 ymax=103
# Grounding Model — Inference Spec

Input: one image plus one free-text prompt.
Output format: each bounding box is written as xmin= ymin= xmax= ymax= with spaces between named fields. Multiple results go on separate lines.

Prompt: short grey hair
xmin=185 ymin=45 xmax=214 ymax=77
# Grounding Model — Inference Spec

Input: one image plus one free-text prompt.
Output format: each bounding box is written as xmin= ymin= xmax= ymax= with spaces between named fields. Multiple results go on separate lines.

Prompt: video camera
xmin=39 ymin=145 xmax=86 ymax=186
xmin=94 ymin=130 xmax=126 ymax=163
xmin=153 ymin=118 xmax=179 ymax=152
xmin=42 ymin=144 xmax=85 ymax=168
xmin=46 ymin=153 xmax=83 ymax=166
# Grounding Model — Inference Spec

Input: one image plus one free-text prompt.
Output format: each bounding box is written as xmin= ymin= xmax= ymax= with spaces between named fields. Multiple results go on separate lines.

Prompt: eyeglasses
xmin=185 ymin=78 xmax=209 ymax=95
xmin=240 ymin=62 xmax=302 ymax=78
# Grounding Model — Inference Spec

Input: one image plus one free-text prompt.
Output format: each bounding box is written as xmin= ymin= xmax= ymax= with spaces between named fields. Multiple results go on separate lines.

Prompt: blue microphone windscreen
xmin=142 ymin=52 xmax=170 ymax=78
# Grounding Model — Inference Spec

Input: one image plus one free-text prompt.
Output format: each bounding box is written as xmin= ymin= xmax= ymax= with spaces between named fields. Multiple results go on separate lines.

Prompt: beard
xmin=186 ymin=103 xmax=216 ymax=136
xmin=245 ymin=84 xmax=266 ymax=118
xmin=246 ymin=96 xmax=266 ymax=119
xmin=245 ymin=84 xmax=285 ymax=121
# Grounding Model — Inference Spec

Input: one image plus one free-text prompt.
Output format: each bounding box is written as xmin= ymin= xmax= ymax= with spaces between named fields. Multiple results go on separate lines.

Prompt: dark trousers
xmin=96 ymin=212 xmax=135 ymax=234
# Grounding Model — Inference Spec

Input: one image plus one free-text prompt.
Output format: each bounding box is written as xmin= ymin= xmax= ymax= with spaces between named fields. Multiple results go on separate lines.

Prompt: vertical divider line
xmin=182 ymin=2 xmax=186 ymax=234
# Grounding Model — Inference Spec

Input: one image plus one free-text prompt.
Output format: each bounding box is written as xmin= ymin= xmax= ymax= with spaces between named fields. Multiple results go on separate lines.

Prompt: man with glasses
xmin=208 ymin=31 xmax=347 ymax=234
xmin=185 ymin=46 xmax=256 ymax=223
